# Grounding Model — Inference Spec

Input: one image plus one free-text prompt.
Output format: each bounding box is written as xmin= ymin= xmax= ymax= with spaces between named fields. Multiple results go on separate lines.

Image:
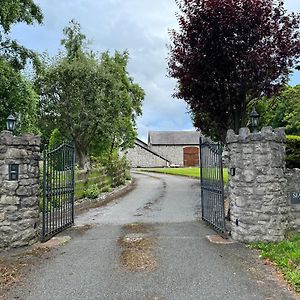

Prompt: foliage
xmin=83 ymin=184 xmax=100 ymax=199
xmin=0 ymin=59 xmax=39 ymax=133
xmin=286 ymin=135 xmax=300 ymax=169
xmin=255 ymin=85 xmax=300 ymax=135
xmin=252 ymin=234 xmax=300 ymax=292
xmin=36 ymin=20 xmax=144 ymax=169
xmin=0 ymin=0 xmax=43 ymax=70
xmin=48 ymin=128 xmax=64 ymax=150
xmin=102 ymin=154 xmax=129 ymax=187
xmin=0 ymin=0 xmax=42 ymax=134
xmin=168 ymin=0 xmax=300 ymax=141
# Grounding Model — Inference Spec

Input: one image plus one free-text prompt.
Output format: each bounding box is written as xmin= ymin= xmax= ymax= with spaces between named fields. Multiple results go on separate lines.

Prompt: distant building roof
xmin=148 ymin=131 xmax=201 ymax=146
xmin=135 ymin=138 xmax=148 ymax=148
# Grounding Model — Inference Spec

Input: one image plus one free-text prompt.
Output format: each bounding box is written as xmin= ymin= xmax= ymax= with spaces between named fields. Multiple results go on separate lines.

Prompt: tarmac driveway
xmin=8 ymin=172 xmax=297 ymax=300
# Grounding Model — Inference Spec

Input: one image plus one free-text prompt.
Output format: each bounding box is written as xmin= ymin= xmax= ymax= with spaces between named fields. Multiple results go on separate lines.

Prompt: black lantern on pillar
xmin=250 ymin=108 xmax=259 ymax=133
xmin=6 ymin=115 xmax=16 ymax=132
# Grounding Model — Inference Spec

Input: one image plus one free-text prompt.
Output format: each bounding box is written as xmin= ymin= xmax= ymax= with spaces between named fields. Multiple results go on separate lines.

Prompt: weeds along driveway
xmin=8 ymin=172 xmax=298 ymax=300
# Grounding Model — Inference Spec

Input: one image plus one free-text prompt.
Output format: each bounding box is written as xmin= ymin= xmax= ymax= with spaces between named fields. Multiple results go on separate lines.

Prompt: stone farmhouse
xmin=125 ymin=131 xmax=201 ymax=168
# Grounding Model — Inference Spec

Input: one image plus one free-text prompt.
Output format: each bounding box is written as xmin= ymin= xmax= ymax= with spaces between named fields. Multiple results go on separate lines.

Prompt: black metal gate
xmin=42 ymin=142 xmax=75 ymax=241
xmin=200 ymin=138 xmax=226 ymax=234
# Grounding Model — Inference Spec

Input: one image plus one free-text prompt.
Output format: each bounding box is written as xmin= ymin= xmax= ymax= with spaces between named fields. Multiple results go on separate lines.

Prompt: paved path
xmin=9 ymin=172 xmax=297 ymax=300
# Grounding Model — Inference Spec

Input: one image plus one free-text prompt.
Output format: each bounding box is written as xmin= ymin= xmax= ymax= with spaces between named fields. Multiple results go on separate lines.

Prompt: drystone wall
xmin=0 ymin=131 xmax=40 ymax=250
xmin=227 ymin=127 xmax=289 ymax=242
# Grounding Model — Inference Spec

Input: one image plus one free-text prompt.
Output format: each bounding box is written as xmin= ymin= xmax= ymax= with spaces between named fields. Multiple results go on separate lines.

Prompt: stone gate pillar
xmin=0 ymin=131 xmax=41 ymax=250
xmin=226 ymin=127 xmax=288 ymax=242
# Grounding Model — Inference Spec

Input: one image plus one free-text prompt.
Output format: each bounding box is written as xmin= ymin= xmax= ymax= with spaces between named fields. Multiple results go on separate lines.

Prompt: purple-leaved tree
xmin=168 ymin=0 xmax=300 ymax=140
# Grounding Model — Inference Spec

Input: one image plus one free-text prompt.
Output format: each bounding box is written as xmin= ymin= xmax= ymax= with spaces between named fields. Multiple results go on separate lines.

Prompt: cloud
xmin=10 ymin=0 xmax=300 ymax=142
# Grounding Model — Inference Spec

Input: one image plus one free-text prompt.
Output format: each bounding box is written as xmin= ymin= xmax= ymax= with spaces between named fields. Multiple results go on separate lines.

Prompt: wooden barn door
xmin=183 ymin=147 xmax=199 ymax=167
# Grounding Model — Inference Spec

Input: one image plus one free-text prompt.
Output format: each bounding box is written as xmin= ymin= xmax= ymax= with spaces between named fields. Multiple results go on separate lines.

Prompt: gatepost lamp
xmin=250 ymin=108 xmax=259 ymax=133
xmin=6 ymin=115 xmax=16 ymax=132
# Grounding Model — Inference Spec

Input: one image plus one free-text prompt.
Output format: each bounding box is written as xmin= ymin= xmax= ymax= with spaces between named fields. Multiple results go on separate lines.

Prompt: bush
xmin=84 ymin=184 xmax=100 ymax=199
xmin=49 ymin=128 xmax=64 ymax=150
xmin=102 ymin=154 xmax=129 ymax=187
xmin=286 ymin=135 xmax=300 ymax=169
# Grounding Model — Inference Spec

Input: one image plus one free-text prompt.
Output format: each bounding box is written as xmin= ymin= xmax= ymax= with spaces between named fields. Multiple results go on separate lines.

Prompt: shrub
xmin=101 ymin=186 xmax=111 ymax=193
xmin=286 ymin=135 xmax=300 ymax=169
xmin=49 ymin=128 xmax=64 ymax=150
xmin=102 ymin=154 xmax=129 ymax=187
xmin=84 ymin=184 xmax=100 ymax=199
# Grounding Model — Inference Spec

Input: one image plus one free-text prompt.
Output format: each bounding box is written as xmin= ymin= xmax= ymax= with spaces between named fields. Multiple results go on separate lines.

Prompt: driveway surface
xmin=8 ymin=172 xmax=297 ymax=300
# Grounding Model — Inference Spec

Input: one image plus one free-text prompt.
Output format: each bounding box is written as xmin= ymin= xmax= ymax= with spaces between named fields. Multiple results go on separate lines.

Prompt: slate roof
xmin=135 ymin=138 xmax=148 ymax=148
xmin=148 ymin=131 xmax=201 ymax=146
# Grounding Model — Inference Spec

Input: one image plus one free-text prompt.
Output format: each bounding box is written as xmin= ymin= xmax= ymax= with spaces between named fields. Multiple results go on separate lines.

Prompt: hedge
xmin=286 ymin=135 xmax=300 ymax=169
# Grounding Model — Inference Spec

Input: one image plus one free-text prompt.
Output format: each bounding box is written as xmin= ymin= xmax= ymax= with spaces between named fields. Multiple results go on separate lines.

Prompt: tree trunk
xmin=75 ymin=142 xmax=91 ymax=170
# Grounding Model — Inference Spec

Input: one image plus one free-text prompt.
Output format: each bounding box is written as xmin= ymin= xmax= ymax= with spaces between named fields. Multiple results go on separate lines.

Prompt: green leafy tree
xmin=0 ymin=0 xmax=42 ymax=133
xmin=36 ymin=21 xmax=144 ymax=169
xmin=256 ymin=85 xmax=300 ymax=135
xmin=48 ymin=128 xmax=64 ymax=150
xmin=0 ymin=0 xmax=43 ymax=70
xmin=0 ymin=59 xmax=38 ymax=133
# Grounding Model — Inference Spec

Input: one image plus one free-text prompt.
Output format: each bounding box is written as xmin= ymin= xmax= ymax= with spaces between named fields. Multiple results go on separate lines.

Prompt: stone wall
xmin=125 ymin=144 xmax=169 ymax=168
xmin=227 ymin=127 xmax=289 ymax=242
xmin=150 ymin=145 xmax=183 ymax=166
xmin=286 ymin=168 xmax=300 ymax=232
xmin=0 ymin=131 xmax=40 ymax=250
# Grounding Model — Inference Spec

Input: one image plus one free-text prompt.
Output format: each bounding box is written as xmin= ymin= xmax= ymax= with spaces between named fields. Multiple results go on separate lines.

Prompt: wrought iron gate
xmin=200 ymin=138 xmax=226 ymax=234
xmin=41 ymin=142 xmax=75 ymax=241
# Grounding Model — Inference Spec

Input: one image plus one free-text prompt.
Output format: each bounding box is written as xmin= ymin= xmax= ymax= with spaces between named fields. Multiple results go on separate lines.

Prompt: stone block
xmin=0 ymin=212 xmax=5 ymax=222
xmin=16 ymin=185 xmax=31 ymax=196
xmin=6 ymin=212 xmax=22 ymax=222
xmin=238 ymin=127 xmax=251 ymax=142
xmin=226 ymin=129 xmax=238 ymax=143
xmin=243 ymin=170 xmax=255 ymax=183
xmin=0 ymin=195 xmax=20 ymax=205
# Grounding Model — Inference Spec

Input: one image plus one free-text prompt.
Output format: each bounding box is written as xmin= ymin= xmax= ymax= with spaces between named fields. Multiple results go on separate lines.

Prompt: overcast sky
xmin=11 ymin=0 xmax=300 ymax=141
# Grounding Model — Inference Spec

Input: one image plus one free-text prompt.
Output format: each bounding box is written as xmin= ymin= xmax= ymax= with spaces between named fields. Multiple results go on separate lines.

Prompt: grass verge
xmin=251 ymin=234 xmax=300 ymax=292
xmin=140 ymin=167 xmax=228 ymax=184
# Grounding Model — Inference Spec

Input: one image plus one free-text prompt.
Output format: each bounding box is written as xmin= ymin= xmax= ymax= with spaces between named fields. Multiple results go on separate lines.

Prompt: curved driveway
xmin=9 ymin=172 xmax=297 ymax=300
xmin=76 ymin=171 xmax=201 ymax=225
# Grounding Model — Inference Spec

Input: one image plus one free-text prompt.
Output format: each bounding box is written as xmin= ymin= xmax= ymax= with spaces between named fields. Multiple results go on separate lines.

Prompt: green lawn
xmin=140 ymin=167 xmax=228 ymax=184
xmin=252 ymin=234 xmax=300 ymax=292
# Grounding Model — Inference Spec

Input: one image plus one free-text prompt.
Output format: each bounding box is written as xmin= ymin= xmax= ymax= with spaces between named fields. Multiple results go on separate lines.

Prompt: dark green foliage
xmin=0 ymin=0 xmax=43 ymax=70
xmin=48 ymin=128 xmax=64 ymax=150
xmin=286 ymin=135 xmax=300 ymax=169
xmin=0 ymin=0 xmax=42 ymax=33
xmin=255 ymin=85 xmax=300 ymax=135
xmin=101 ymin=154 xmax=129 ymax=187
xmin=0 ymin=59 xmax=38 ymax=133
xmin=83 ymin=184 xmax=100 ymax=199
xmin=0 ymin=0 xmax=42 ymax=133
